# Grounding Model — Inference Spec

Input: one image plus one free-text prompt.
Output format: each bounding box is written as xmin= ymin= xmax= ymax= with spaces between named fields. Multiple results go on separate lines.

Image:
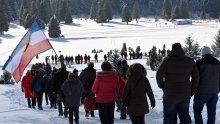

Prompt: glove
xmin=151 ymin=102 xmax=155 ymax=109
xmin=21 ymin=89 xmax=24 ymax=92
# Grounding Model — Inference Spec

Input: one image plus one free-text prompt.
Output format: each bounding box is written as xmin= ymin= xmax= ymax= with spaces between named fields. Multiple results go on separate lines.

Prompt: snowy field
xmin=0 ymin=18 xmax=220 ymax=124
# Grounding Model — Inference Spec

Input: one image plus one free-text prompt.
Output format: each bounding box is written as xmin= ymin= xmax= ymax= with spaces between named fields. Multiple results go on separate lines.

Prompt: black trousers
xmin=36 ymin=92 xmax=43 ymax=109
xmin=27 ymin=98 xmax=36 ymax=108
xmin=98 ymin=102 xmax=115 ymax=124
xmin=69 ymin=106 xmax=79 ymax=124
xmin=130 ymin=115 xmax=145 ymax=124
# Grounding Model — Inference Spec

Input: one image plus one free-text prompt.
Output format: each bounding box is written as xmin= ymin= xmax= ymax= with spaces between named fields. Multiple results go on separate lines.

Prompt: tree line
xmin=0 ymin=0 xmax=220 ymax=35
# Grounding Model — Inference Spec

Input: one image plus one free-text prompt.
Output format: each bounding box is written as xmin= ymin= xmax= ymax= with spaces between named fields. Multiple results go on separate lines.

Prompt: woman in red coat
xmin=21 ymin=70 xmax=36 ymax=108
xmin=92 ymin=61 xmax=119 ymax=124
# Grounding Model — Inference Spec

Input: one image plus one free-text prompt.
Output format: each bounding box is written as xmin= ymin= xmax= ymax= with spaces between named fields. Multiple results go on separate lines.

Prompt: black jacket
xmin=196 ymin=54 xmax=220 ymax=94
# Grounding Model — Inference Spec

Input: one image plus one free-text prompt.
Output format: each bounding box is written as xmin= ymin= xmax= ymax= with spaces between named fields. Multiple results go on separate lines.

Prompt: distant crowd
xmin=21 ymin=43 xmax=220 ymax=124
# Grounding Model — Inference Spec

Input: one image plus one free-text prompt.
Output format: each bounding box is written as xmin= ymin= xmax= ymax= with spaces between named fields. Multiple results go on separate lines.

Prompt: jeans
xmin=163 ymin=99 xmax=190 ymax=124
xmin=193 ymin=93 xmax=218 ymax=124
xmin=98 ymin=102 xmax=115 ymax=124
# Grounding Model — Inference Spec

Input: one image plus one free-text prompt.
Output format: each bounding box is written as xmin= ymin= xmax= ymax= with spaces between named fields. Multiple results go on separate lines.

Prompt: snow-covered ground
xmin=0 ymin=18 xmax=220 ymax=123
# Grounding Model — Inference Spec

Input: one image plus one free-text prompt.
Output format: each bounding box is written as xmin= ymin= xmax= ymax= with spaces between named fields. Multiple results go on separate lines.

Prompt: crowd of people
xmin=20 ymin=43 xmax=220 ymax=124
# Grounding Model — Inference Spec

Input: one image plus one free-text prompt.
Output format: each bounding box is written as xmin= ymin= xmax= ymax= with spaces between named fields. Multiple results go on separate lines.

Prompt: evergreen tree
xmin=122 ymin=5 xmax=132 ymax=24
xmin=30 ymin=0 xmax=39 ymax=19
xmin=183 ymin=35 xmax=200 ymax=57
xmin=90 ymin=0 xmax=97 ymax=20
xmin=211 ymin=0 xmax=220 ymax=18
xmin=103 ymin=0 xmax=112 ymax=22
xmin=56 ymin=0 xmax=69 ymax=22
xmin=24 ymin=14 xmax=34 ymax=29
xmin=162 ymin=0 xmax=171 ymax=20
xmin=0 ymin=8 xmax=9 ymax=35
xmin=48 ymin=16 xmax=61 ymax=38
xmin=132 ymin=0 xmax=140 ymax=23
xmin=8 ymin=0 xmax=18 ymax=20
xmin=96 ymin=0 xmax=107 ymax=23
xmin=65 ymin=11 xmax=73 ymax=24
xmin=121 ymin=43 xmax=127 ymax=53
xmin=212 ymin=30 xmax=220 ymax=52
xmin=180 ymin=0 xmax=190 ymax=19
xmin=21 ymin=9 xmax=28 ymax=26
xmin=171 ymin=6 xmax=181 ymax=20
xmin=39 ymin=0 xmax=52 ymax=24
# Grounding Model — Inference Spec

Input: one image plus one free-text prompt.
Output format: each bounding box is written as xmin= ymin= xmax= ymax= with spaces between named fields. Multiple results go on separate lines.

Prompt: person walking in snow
xmin=79 ymin=62 xmax=96 ymax=118
xmin=92 ymin=61 xmax=120 ymax=124
xmin=118 ymin=60 xmax=129 ymax=120
xmin=123 ymin=63 xmax=155 ymax=124
xmin=193 ymin=46 xmax=220 ymax=124
xmin=53 ymin=64 xmax=69 ymax=117
xmin=21 ymin=70 xmax=36 ymax=108
xmin=156 ymin=43 xmax=199 ymax=124
xmin=61 ymin=73 xmax=82 ymax=124
xmin=32 ymin=70 xmax=44 ymax=110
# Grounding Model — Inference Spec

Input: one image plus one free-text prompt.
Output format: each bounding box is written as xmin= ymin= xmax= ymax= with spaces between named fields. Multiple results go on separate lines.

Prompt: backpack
xmin=34 ymin=79 xmax=42 ymax=92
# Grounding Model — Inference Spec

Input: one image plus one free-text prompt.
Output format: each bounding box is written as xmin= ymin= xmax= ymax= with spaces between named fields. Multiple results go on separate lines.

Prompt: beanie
xmin=201 ymin=46 xmax=211 ymax=56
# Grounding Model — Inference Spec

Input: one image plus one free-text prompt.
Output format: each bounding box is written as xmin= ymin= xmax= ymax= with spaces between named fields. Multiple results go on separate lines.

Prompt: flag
xmin=3 ymin=21 xmax=53 ymax=83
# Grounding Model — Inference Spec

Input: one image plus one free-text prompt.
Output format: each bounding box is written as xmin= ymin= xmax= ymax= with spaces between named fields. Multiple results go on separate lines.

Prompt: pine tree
xmin=24 ymin=14 xmax=34 ymax=29
xmin=180 ymin=0 xmax=190 ymax=19
xmin=65 ymin=11 xmax=73 ymax=24
xmin=212 ymin=30 xmax=220 ymax=52
xmin=211 ymin=0 xmax=220 ymax=18
xmin=132 ymin=0 xmax=140 ymax=23
xmin=0 ymin=7 xmax=9 ymax=35
xmin=96 ymin=0 xmax=107 ymax=23
xmin=90 ymin=0 xmax=97 ymax=20
xmin=21 ymin=9 xmax=28 ymax=26
xmin=39 ymin=0 xmax=52 ymax=24
xmin=162 ymin=0 xmax=171 ymax=20
xmin=48 ymin=16 xmax=61 ymax=38
xmin=122 ymin=5 xmax=132 ymax=24
xmin=30 ymin=0 xmax=39 ymax=19
xmin=121 ymin=43 xmax=127 ymax=53
xmin=171 ymin=6 xmax=181 ymax=20
xmin=103 ymin=0 xmax=112 ymax=22
xmin=183 ymin=35 xmax=200 ymax=57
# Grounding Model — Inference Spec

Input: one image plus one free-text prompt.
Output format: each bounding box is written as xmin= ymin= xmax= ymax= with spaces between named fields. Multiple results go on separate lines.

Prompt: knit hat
xmin=201 ymin=46 xmax=211 ymax=56
xmin=172 ymin=43 xmax=182 ymax=51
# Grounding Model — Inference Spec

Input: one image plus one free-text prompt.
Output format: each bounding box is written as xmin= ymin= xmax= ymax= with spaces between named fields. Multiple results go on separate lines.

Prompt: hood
xmin=97 ymin=70 xmax=116 ymax=76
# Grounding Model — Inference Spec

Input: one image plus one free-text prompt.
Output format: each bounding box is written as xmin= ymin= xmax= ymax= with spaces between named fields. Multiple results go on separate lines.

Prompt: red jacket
xmin=92 ymin=70 xmax=119 ymax=103
xmin=21 ymin=71 xmax=34 ymax=98
xmin=119 ymin=78 xmax=126 ymax=98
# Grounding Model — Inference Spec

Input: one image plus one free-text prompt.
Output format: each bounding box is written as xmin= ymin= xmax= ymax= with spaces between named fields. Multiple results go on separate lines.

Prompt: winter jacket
xmin=156 ymin=49 xmax=199 ymax=101
xmin=21 ymin=71 xmax=34 ymax=98
xmin=61 ymin=79 xmax=82 ymax=107
xmin=196 ymin=54 xmax=220 ymax=94
xmin=123 ymin=76 xmax=155 ymax=116
xmin=53 ymin=69 xmax=69 ymax=94
xmin=32 ymin=75 xmax=44 ymax=93
xmin=92 ymin=70 xmax=119 ymax=103
xmin=79 ymin=67 xmax=96 ymax=92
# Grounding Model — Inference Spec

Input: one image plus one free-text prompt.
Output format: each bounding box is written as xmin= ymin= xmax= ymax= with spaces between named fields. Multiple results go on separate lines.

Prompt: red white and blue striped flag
xmin=3 ymin=21 xmax=53 ymax=82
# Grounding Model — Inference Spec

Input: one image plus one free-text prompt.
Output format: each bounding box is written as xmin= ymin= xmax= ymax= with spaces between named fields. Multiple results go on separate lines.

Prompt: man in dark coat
xmin=193 ymin=46 xmax=220 ymax=124
xmin=61 ymin=73 xmax=82 ymax=124
xmin=53 ymin=64 xmax=69 ymax=117
xmin=156 ymin=43 xmax=199 ymax=124
xmin=79 ymin=62 xmax=96 ymax=118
